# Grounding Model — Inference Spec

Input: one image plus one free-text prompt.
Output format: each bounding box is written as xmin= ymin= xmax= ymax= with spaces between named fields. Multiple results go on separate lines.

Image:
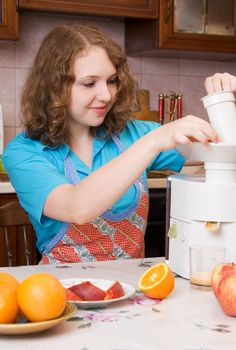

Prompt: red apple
xmin=217 ymin=273 xmax=236 ymax=317
xmin=211 ymin=263 xmax=236 ymax=297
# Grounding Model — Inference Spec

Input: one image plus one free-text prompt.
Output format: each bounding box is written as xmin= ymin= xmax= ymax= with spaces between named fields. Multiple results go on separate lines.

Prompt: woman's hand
xmin=153 ymin=115 xmax=220 ymax=151
xmin=205 ymin=72 xmax=236 ymax=94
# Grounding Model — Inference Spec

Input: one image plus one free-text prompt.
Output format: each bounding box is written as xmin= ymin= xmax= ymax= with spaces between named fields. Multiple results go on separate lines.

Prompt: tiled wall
xmin=1 ymin=12 xmax=236 ymax=147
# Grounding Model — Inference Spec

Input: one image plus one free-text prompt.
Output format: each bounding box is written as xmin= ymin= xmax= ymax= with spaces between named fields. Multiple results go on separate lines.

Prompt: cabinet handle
xmin=164 ymin=0 xmax=171 ymax=23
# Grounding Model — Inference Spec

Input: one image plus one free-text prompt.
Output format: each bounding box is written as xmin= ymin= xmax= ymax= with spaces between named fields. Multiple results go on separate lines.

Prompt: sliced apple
xmin=105 ymin=280 xmax=125 ymax=300
xmin=69 ymin=281 xmax=106 ymax=301
xmin=65 ymin=287 xmax=83 ymax=301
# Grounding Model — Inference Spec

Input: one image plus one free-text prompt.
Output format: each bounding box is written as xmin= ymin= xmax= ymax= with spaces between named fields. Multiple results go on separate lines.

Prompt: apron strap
xmin=42 ymin=222 xmax=70 ymax=254
xmin=42 ymin=135 xmax=148 ymax=253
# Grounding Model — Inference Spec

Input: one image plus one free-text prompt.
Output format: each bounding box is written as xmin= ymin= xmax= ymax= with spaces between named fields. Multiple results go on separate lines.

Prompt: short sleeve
xmin=2 ymin=134 xmax=70 ymax=223
xmin=120 ymin=120 xmax=185 ymax=173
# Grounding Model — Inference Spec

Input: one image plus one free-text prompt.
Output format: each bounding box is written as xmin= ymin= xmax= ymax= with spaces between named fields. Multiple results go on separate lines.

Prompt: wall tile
xmin=15 ymin=68 xmax=28 ymax=126
xmin=3 ymin=126 xmax=16 ymax=147
xmin=98 ymin=19 xmax=124 ymax=48
xmin=16 ymin=13 xmax=58 ymax=69
xmin=127 ymin=56 xmax=142 ymax=74
xmin=216 ymin=61 xmax=236 ymax=76
xmin=133 ymin=73 xmax=141 ymax=89
xmin=142 ymin=57 xmax=180 ymax=75
xmin=180 ymin=76 xmax=208 ymax=120
xmin=0 ymin=42 xmax=16 ymax=68
xmin=0 ymin=68 xmax=15 ymax=127
xmin=180 ymin=59 xmax=218 ymax=77
xmin=16 ymin=13 xmax=124 ymax=69
xmin=127 ymin=57 xmax=142 ymax=89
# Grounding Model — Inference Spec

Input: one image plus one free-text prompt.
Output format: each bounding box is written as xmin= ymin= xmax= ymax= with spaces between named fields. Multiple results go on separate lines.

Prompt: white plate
xmin=61 ymin=278 xmax=135 ymax=309
xmin=0 ymin=303 xmax=77 ymax=335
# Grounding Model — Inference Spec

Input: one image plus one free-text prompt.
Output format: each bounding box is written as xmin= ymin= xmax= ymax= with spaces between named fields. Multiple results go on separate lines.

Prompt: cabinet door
xmin=145 ymin=188 xmax=166 ymax=258
xmin=159 ymin=0 xmax=236 ymax=53
xmin=0 ymin=0 xmax=19 ymax=40
xmin=0 ymin=194 xmax=39 ymax=267
xmin=19 ymin=0 xmax=158 ymax=18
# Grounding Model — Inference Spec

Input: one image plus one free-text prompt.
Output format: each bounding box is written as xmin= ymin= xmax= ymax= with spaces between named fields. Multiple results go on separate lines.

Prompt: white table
xmin=0 ymin=257 xmax=235 ymax=350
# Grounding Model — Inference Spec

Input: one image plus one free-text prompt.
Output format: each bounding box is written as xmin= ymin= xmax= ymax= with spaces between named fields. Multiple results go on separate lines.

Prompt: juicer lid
xmin=177 ymin=142 xmax=236 ymax=163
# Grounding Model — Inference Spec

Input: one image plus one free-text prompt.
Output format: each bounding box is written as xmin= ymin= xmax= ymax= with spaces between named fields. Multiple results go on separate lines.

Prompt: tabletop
xmin=0 ymin=257 xmax=235 ymax=350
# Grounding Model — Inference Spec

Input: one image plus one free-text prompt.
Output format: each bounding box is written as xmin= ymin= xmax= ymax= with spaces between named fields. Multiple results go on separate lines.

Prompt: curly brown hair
xmin=20 ymin=23 xmax=138 ymax=146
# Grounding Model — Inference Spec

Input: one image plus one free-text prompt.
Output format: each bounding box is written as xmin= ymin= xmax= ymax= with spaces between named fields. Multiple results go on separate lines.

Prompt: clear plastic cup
xmin=189 ymin=244 xmax=226 ymax=286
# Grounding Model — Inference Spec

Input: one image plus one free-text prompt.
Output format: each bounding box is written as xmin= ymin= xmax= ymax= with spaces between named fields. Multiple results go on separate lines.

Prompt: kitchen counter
xmin=148 ymin=177 xmax=167 ymax=188
xmin=0 ymin=166 xmax=204 ymax=193
xmin=0 ymin=180 xmax=166 ymax=193
xmin=0 ymin=181 xmax=15 ymax=193
xmin=0 ymin=179 xmax=166 ymax=192
xmin=0 ymin=257 xmax=235 ymax=349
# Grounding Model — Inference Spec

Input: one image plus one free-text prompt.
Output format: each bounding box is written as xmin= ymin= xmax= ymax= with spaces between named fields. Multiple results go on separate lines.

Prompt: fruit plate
xmin=61 ymin=278 xmax=136 ymax=309
xmin=0 ymin=302 xmax=77 ymax=335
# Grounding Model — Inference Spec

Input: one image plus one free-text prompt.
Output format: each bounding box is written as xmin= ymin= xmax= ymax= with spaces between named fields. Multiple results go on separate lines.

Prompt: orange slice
xmin=138 ymin=262 xmax=175 ymax=300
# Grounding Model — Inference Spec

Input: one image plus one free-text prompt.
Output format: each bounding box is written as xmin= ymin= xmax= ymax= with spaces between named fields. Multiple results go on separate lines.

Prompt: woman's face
xmin=68 ymin=46 xmax=118 ymax=133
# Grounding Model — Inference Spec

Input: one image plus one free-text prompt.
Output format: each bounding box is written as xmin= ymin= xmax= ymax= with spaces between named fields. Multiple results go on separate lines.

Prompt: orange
xmin=138 ymin=262 xmax=175 ymax=299
xmin=0 ymin=281 xmax=19 ymax=323
xmin=0 ymin=272 xmax=19 ymax=291
xmin=17 ymin=272 xmax=67 ymax=322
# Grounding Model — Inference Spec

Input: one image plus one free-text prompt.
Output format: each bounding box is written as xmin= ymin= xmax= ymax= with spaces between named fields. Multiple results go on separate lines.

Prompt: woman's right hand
xmin=152 ymin=115 xmax=220 ymax=151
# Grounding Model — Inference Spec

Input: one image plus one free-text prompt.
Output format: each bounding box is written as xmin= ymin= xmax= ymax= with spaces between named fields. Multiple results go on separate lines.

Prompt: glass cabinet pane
xmin=174 ymin=0 xmax=234 ymax=36
xmin=174 ymin=0 xmax=204 ymax=34
xmin=207 ymin=0 xmax=234 ymax=36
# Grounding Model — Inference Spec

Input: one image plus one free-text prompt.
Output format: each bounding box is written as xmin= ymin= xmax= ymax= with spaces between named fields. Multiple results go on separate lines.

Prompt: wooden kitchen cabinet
xmin=145 ymin=188 xmax=166 ymax=258
xmin=19 ymin=0 xmax=158 ymax=19
xmin=126 ymin=0 xmax=236 ymax=55
xmin=0 ymin=193 xmax=39 ymax=267
xmin=159 ymin=0 xmax=236 ymax=52
xmin=0 ymin=0 xmax=19 ymax=40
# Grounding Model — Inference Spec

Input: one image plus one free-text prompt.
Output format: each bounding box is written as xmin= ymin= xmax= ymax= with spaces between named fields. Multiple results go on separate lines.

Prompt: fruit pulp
xmin=190 ymin=271 xmax=212 ymax=286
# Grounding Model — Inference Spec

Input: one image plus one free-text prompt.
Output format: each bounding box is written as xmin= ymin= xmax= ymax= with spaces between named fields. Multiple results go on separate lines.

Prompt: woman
xmin=3 ymin=23 xmax=219 ymax=264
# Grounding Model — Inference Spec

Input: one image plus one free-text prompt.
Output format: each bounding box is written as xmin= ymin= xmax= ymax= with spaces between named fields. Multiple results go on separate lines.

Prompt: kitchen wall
xmin=1 ymin=11 xmax=236 ymax=147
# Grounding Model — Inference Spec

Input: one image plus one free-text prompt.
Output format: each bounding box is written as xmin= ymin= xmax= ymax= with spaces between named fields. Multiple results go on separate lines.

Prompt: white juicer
xmin=166 ymin=91 xmax=236 ymax=279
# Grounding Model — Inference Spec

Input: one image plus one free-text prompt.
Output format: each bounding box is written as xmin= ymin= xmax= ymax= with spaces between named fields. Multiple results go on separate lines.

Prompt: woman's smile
xmin=90 ymin=105 xmax=108 ymax=116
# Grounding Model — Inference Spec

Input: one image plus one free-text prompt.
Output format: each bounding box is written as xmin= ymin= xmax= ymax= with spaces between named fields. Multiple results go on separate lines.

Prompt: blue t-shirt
xmin=3 ymin=120 xmax=185 ymax=252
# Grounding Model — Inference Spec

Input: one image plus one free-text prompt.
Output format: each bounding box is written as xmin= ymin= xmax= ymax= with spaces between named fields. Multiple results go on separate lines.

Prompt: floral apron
xmin=40 ymin=136 xmax=149 ymax=264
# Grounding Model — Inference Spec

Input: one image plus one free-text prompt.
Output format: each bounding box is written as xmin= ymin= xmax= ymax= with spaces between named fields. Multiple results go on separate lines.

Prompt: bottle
xmin=177 ymin=93 xmax=182 ymax=119
xmin=158 ymin=93 xmax=165 ymax=124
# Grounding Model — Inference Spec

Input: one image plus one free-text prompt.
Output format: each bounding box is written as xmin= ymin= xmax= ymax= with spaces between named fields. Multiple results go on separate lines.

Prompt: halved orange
xmin=138 ymin=262 xmax=175 ymax=300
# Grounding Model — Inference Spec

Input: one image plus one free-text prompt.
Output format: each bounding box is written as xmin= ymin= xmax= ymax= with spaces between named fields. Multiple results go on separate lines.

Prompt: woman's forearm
xmin=44 ymin=127 xmax=160 ymax=223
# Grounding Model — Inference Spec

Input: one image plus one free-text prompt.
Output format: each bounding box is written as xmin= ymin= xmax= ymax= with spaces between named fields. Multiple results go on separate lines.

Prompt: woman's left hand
xmin=205 ymin=72 xmax=236 ymax=94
